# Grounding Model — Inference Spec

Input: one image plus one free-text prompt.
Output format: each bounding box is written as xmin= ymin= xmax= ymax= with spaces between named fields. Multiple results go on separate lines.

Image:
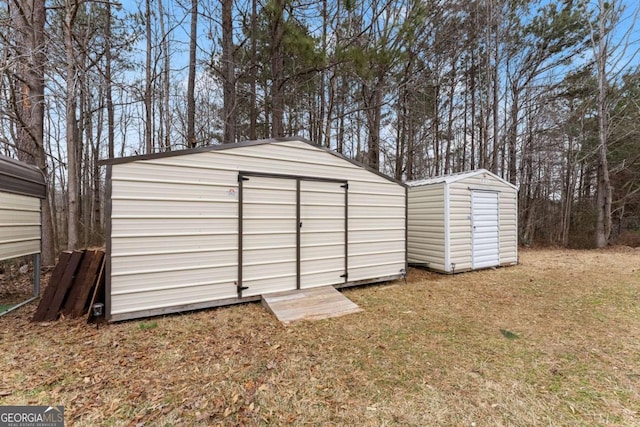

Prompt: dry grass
xmin=1 ymin=248 xmax=639 ymax=426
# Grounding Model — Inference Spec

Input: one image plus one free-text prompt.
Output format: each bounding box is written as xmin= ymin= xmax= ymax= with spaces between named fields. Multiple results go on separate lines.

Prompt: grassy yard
xmin=1 ymin=248 xmax=639 ymax=426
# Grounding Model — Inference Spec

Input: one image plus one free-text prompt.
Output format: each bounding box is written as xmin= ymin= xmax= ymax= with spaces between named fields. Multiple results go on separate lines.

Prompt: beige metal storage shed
xmin=103 ymin=137 xmax=407 ymax=321
xmin=407 ymin=169 xmax=517 ymax=274
xmin=0 ymin=155 xmax=46 ymax=309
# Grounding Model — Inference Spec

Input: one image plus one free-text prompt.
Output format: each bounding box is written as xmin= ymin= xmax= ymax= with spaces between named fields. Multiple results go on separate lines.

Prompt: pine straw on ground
xmin=1 ymin=248 xmax=639 ymax=426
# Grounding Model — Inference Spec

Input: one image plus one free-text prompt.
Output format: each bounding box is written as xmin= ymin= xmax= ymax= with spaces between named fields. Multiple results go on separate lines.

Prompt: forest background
xmin=1 ymin=0 xmax=639 ymax=265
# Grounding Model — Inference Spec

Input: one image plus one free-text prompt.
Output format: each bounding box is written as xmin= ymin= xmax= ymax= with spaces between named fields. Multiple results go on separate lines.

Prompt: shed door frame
xmin=471 ymin=190 xmax=500 ymax=269
xmin=237 ymin=171 xmax=348 ymax=298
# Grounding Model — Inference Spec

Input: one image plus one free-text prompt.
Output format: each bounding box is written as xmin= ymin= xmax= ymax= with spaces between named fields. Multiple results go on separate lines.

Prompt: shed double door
xmin=471 ymin=191 xmax=500 ymax=269
xmin=238 ymin=173 xmax=347 ymax=297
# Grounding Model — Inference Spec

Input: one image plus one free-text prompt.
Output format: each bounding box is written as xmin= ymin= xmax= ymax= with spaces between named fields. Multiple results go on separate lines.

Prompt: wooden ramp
xmin=262 ymin=286 xmax=362 ymax=324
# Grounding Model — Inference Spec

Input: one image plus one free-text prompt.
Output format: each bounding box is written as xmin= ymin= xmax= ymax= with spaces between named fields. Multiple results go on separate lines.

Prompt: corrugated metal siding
xmin=447 ymin=184 xmax=473 ymax=272
xmin=108 ymin=140 xmax=406 ymax=319
xmin=498 ymin=188 xmax=518 ymax=265
xmin=109 ymin=162 xmax=239 ymax=316
xmin=0 ymin=191 xmax=41 ymax=261
xmin=407 ymin=184 xmax=446 ymax=271
xmin=0 ymin=155 xmax=46 ymax=198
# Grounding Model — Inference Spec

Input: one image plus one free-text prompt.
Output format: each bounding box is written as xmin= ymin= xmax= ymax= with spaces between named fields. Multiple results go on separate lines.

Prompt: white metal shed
xmin=103 ymin=138 xmax=407 ymax=321
xmin=407 ymin=169 xmax=517 ymax=274
xmin=0 ymin=155 xmax=46 ymax=310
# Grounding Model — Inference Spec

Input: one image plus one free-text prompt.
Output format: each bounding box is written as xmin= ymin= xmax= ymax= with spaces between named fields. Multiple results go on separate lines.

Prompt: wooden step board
xmin=262 ymin=286 xmax=362 ymax=324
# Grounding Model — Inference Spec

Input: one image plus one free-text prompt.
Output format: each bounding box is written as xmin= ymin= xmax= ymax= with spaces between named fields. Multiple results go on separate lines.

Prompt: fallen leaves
xmin=0 ymin=263 xmax=34 ymax=308
xmin=0 ymin=248 xmax=639 ymax=426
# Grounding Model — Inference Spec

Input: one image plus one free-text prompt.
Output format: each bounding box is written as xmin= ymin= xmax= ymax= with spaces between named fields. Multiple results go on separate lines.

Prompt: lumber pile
xmin=32 ymin=249 xmax=105 ymax=322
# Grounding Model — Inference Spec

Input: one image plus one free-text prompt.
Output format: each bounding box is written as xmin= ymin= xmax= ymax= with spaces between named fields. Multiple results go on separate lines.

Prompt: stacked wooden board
xmin=32 ymin=249 xmax=105 ymax=322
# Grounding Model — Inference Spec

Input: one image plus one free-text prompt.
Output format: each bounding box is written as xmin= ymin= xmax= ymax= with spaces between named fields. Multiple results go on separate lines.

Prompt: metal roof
xmin=0 ymin=155 xmax=46 ymax=198
xmin=406 ymin=168 xmax=518 ymax=190
xmin=100 ymin=136 xmax=406 ymax=187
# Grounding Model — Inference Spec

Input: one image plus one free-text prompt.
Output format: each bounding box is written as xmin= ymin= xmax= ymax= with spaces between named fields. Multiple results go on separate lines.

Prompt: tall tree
xmin=186 ymin=0 xmax=198 ymax=147
xmin=105 ymin=0 xmax=115 ymax=159
xmin=5 ymin=0 xmax=55 ymax=264
xmin=144 ymin=0 xmax=153 ymax=153
xmin=248 ymin=0 xmax=258 ymax=140
xmin=505 ymin=0 xmax=588 ymax=184
xmin=268 ymin=0 xmax=285 ymax=137
xmin=157 ymin=0 xmax=172 ymax=151
xmin=593 ymin=0 xmax=612 ymax=248
xmin=588 ymin=0 xmax=639 ymax=247
xmin=222 ymin=0 xmax=236 ymax=144
xmin=354 ymin=0 xmax=416 ymax=171
xmin=63 ymin=0 xmax=81 ymax=250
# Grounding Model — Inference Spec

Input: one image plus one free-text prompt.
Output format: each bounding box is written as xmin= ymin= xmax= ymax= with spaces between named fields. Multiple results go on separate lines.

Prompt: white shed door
xmin=300 ymin=180 xmax=346 ymax=289
xmin=241 ymin=175 xmax=298 ymax=297
xmin=471 ymin=191 xmax=500 ymax=269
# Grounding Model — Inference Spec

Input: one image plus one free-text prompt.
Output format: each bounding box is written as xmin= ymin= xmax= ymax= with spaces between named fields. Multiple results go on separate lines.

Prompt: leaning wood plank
xmin=32 ymin=251 xmax=73 ymax=322
xmin=62 ymin=250 xmax=104 ymax=318
xmin=59 ymin=250 xmax=94 ymax=316
xmin=71 ymin=250 xmax=104 ymax=317
xmin=42 ymin=250 xmax=84 ymax=321
xmin=86 ymin=259 xmax=105 ymax=322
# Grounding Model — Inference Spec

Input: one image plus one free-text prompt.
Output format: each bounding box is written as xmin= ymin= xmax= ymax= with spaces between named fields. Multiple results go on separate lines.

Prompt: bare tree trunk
xmin=470 ymin=51 xmax=476 ymax=170
xmin=362 ymin=81 xmax=382 ymax=171
xmin=406 ymin=115 xmax=414 ymax=180
xmin=507 ymin=87 xmax=519 ymax=184
xmin=222 ymin=0 xmax=236 ymax=144
xmin=144 ymin=0 xmax=153 ymax=154
xmin=81 ymin=87 xmax=92 ymax=247
xmin=248 ymin=0 xmax=257 ymax=140
xmin=491 ymin=57 xmax=499 ymax=174
xmin=490 ymin=1 xmax=500 ymax=175
xmin=45 ymin=123 xmax=59 ymax=259
xmin=318 ymin=0 xmax=327 ymax=145
xmin=9 ymin=0 xmax=55 ymax=265
xmin=433 ymin=84 xmax=440 ymax=175
xmin=270 ymin=0 xmax=285 ymax=137
xmin=461 ymin=60 xmax=468 ymax=172
xmin=595 ymin=105 xmax=612 ymax=247
xmin=324 ymin=73 xmax=336 ymax=149
xmin=395 ymin=84 xmax=406 ymax=180
xmin=479 ymin=106 xmax=487 ymax=169
xmin=336 ymin=77 xmax=345 ymax=154
xmin=594 ymin=0 xmax=613 ymax=248
xmin=157 ymin=0 xmax=171 ymax=151
xmin=106 ymin=0 xmax=115 ymax=159
xmin=445 ymin=60 xmax=456 ymax=174
xmin=64 ymin=0 xmax=79 ymax=250
xmin=186 ymin=0 xmax=198 ymax=147
xmin=560 ymin=133 xmax=577 ymax=246
xmin=92 ymin=101 xmax=102 ymax=245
